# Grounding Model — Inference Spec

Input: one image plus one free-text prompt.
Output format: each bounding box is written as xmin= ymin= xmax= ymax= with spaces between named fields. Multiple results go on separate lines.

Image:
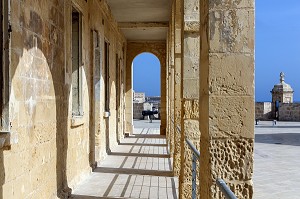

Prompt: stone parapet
xmin=279 ymin=103 xmax=300 ymax=121
xmin=255 ymin=102 xmax=272 ymax=120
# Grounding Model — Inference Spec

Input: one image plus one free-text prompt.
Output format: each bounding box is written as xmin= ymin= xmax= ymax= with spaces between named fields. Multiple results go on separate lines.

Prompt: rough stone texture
xmin=168 ymin=66 xmax=175 ymax=156
xmin=167 ymin=3 xmax=175 ymax=157
xmin=1 ymin=0 xmax=126 ymax=198
xmin=255 ymin=102 xmax=272 ymax=120
xmin=209 ymin=97 xmax=254 ymax=139
xmin=279 ymin=103 xmax=300 ymax=121
xmin=176 ymin=0 xmax=201 ymax=198
xmin=199 ymin=0 xmax=254 ymax=198
xmin=126 ymin=42 xmax=167 ymax=136
xmin=133 ymin=103 xmax=144 ymax=119
xmin=172 ymin=0 xmax=183 ymax=177
xmin=0 ymin=0 xmax=256 ymax=198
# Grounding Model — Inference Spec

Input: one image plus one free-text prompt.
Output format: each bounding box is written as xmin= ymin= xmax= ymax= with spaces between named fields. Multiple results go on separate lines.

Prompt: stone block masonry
xmin=255 ymin=102 xmax=272 ymax=120
xmin=1 ymin=0 xmax=126 ymax=198
xmin=279 ymin=103 xmax=300 ymax=121
xmin=255 ymin=102 xmax=300 ymax=121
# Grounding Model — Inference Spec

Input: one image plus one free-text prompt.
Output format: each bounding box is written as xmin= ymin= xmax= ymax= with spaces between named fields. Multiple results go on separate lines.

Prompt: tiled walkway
xmin=71 ymin=120 xmax=178 ymax=199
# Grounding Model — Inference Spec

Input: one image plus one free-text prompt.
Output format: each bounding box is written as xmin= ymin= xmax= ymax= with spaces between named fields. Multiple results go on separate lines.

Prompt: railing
xmin=216 ymin=179 xmax=238 ymax=199
xmin=185 ymin=137 xmax=200 ymax=199
xmin=185 ymin=137 xmax=237 ymax=199
xmin=171 ymin=120 xmax=237 ymax=199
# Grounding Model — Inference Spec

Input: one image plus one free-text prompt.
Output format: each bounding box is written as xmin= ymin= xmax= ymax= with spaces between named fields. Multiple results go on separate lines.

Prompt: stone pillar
xmin=169 ymin=69 xmax=175 ymax=154
xmin=199 ymin=1 xmax=255 ymax=198
xmin=173 ymin=0 xmax=183 ymax=176
xmin=160 ymin=55 xmax=167 ymax=136
xmin=168 ymin=4 xmax=176 ymax=156
xmin=179 ymin=0 xmax=201 ymax=197
xmin=125 ymin=62 xmax=133 ymax=135
xmin=166 ymin=33 xmax=170 ymax=138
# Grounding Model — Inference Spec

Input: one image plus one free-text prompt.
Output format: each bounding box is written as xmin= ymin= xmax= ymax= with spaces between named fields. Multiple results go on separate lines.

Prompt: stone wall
xmin=255 ymin=102 xmax=272 ymax=120
xmin=198 ymin=0 xmax=255 ymax=198
xmin=133 ymin=103 xmax=144 ymax=119
xmin=279 ymin=103 xmax=300 ymax=121
xmin=0 ymin=0 xmax=126 ymax=198
xmin=133 ymin=102 xmax=161 ymax=120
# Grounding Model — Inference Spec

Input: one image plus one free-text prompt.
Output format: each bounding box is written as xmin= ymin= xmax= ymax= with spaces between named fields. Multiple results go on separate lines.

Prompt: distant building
xmin=256 ymin=72 xmax=300 ymax=121
xmin=271 ymin=72 xmax=294 ymax=103
xmin=146 ymin=96 xmax=161 ymax=103
xmin=133 ymin=91 xmax=146 ymax=103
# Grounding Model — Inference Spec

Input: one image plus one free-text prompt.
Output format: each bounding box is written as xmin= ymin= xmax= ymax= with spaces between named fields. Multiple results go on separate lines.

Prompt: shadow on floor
xmin=94 ymin=167 xmax=173 ymax=177
xmin=108 ymin=152 xmax=170 ymax=158
xmin=72 ymin=125 xmax=178 ymax=199
xmin=255 ymin=133 xmax=300 ymax=146
xmin=118 ymin=143 xmax=167 ymax=147
xmin=130 ymin=134 xmax=166 ymax=139
xmin=71 ymin=195 xmax=124 ymax=199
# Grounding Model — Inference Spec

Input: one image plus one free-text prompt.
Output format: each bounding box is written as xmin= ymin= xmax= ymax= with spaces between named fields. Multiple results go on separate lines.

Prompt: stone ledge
xmin=71 ymin=116 xmax=85 ymax=127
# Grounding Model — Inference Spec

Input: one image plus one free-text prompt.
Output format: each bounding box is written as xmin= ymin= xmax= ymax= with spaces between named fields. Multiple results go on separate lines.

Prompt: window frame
xmin=71 ymin=6 xmax=83 ymax=117
xmin=104 ymin=40 xmax=110 ymax=113
xmin=1 ymin=0 xmax=10 ymax=132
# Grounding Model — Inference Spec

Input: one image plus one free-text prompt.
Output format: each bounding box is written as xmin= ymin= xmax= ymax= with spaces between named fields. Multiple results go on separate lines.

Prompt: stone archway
xmin=125 ymin=41 xmax=166 ymax=135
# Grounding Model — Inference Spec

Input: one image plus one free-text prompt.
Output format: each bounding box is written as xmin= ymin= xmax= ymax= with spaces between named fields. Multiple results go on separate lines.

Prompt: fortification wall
xmin=255 ymin=102 xmax=272 ymax=120
xmin=279 ymin=103 xmax=300 ymax=121
xmin=133 ymin=103 xmax=144 ymax=119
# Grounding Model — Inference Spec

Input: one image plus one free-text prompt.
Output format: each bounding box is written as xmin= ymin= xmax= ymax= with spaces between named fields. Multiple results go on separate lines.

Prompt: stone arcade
xmin=0 ymin=0 xmax=254 ymax=198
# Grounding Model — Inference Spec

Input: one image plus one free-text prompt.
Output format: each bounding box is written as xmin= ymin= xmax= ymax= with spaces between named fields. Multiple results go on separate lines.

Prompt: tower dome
xmin=271 ymin=72 xmax=294 ymax=103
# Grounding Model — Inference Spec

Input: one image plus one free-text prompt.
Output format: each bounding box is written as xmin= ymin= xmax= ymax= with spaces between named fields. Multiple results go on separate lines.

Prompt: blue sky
xmin=256 ymin=0 xmax=300 ymax=101
xmin=133 ymin=53 xmax=161 ymax=96
xmin=133 ymin=1 xmax=300 ymax=100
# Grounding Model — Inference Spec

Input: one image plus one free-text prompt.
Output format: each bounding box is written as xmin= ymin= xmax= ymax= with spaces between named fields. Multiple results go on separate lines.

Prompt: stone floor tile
xmin=71 ymin=120 xmax=178 ymax=199
xmin=253 ymin=121 xmax=300 ymax=199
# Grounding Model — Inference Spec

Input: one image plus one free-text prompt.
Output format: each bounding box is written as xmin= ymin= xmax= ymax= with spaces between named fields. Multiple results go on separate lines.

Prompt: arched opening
xmin=132 ymin=52 xmax=161 ymax=131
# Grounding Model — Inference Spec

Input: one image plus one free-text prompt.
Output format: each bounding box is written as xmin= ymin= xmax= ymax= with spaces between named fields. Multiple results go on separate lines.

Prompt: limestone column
xmin=160 ymin=53 xmax=167 ymax=136
xmin=125 ymin=61 xmax=133 ymax=135
xmin=169 ymin=67 xmax=175 ymax=155
xmin=173 ymin=0 xmax=183 ymax=176
xmin=168 ymin=4 xmax=176 ymax=157
xmin=179 ymin=0 xmax=201 ymax=197
xmin=199 ymin=1 xmax=255 ymax=198
xmin=166 ymin=33 xmax=170 ymax=138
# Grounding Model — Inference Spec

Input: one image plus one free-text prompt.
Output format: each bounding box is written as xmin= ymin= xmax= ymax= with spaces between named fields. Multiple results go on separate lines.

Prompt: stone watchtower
xmin=271 ymin=72 xmax=294 ymax=103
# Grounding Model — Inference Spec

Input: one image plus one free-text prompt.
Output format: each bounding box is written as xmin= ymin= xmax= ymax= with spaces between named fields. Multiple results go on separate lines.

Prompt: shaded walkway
xmin=71 ymin=121 xmax=178 ymax=199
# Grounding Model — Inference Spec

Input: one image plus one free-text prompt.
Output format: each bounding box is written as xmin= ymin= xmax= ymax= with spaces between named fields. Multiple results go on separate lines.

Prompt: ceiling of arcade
xmin=106 ymin=0 xmax=172 ymax=41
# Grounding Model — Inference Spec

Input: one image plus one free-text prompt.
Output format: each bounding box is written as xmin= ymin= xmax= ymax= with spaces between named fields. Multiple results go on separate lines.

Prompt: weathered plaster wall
xmin=0 ymin=0 xmax=126 ymax=198
xmin=126 ymin=41 xmax=166 ymax=135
